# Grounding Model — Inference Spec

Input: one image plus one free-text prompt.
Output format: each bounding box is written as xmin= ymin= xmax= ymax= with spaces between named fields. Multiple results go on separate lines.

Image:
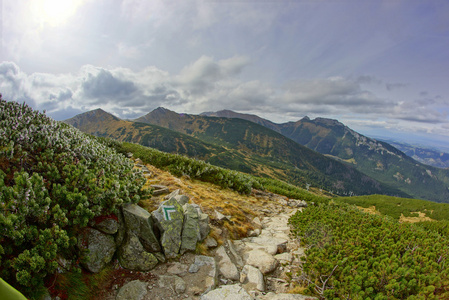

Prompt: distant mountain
xmin=377 ymin=138 xmax=449 ymax=169
xmin=201 ymin=110 xmax=280 ymax=132
xmin=200 ymin=110 xmax=449 ymax=203
xmin=132 ymin=107 xmax=406 ymax=197
xmin=64 ymin=109 xmax=225 ymax=159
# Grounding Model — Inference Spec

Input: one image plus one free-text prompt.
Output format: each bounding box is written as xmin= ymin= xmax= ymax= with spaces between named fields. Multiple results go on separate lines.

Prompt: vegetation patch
xmin=0 ymin=98 xmax=148 ymax=297
xmin=289 ymin=202 xmax=449 ymax=299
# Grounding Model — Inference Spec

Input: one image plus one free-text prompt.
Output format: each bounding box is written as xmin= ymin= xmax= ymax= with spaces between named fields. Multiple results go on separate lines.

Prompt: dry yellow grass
xmin=135 ymin=162 xmax=267 ymax=240
xmin=399 ymin=211 xmax=435 ymax=223
xmin=357 ymin=205 xmax=381 ymax=216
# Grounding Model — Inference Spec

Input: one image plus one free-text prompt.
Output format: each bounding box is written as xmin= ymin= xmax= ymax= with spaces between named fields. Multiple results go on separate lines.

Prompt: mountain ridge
xmin=66 ymin=108 xmax=407 ymax=198
xmin=199 ymin=109 xmax=449 ymax=202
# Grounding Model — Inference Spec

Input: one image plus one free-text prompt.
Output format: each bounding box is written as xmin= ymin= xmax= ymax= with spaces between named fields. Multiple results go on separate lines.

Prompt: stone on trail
xmin=260 ymin=292 xmax=317 ymax=300
xmin=167 ymin=262 xmax=189 ymax=276
xmin=152 ymin=198 xmax=184 ymax=258
xmin=216 ymin=246 xmax=240 ymax=281
xmin=181 ymin=204 xmax=201 ymax=254
xmin=200 ymin=284 xmax=252 ymax=300
xmin=77 ymin=227 xmax=116 ymax=273
xmin=116 ymin=280 xmax=148 ymax=300
xmin=122 ymin=203 xmax=161 ymax=253
xmin=188 ymin=255 xmax=218 ymax=293
xmin=204 ymin=236 xmax=218 ymax=248
xmin=240 ymin=264 xmax=265 ymax=292
xmin=158 ymin=275 xmax=187 ymax=294
xmin=118 ymin=233 xmax=158 ymax=271
xmin=245 ymin=249 xmax=278 ymax=275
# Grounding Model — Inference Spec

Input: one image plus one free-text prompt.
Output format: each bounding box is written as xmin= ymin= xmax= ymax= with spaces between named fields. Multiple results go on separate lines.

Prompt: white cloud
xmin=1 ymin=58 xmax=448 ymax=139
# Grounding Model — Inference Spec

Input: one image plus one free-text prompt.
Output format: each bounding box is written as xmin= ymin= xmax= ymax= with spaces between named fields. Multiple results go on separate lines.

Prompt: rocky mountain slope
xmin=378 ymin=138 xmax=449 ymax=169
xmin=66 ymin=108 xmax=406 ymax=197
xmin=202 ymin=110 xmax=449 ymax=203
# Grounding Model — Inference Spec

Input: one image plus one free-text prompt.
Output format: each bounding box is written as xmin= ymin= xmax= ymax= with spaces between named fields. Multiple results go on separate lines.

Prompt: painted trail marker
xmin=162 ymin=205 xmax=177 ymax=221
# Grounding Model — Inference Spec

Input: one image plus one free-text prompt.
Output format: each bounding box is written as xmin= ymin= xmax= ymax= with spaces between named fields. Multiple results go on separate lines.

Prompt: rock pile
xmin=76 ymin=188 xmax=210 ymax=274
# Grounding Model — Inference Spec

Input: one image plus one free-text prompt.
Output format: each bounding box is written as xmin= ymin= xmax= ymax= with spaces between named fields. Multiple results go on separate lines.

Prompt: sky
xmin=1 ymin=0 xmax=449 ymax=150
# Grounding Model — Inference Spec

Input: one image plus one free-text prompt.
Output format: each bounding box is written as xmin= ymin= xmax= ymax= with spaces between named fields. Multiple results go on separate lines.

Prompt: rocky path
xmin=110 ymin=159 xmax=315 ymax=300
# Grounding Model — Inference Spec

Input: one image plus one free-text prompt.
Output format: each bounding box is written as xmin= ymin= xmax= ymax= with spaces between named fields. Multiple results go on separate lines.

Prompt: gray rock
xmin=287 ymin=199 xmax=308 ymax=208
xmin=252 ymin=217 xmax=263 ymax=229
xmin=158 ymin=275 xmax=186 ymax=294
xmin=164 ymin=189 xmax=182 ymax=200
xmin=240 ymin=265 xmax=265 ymax=292
xmin=245 ymin=249 xmax=278 ymax=275
xmin=152 ymin=198 xmax=184 ymax=258
xmin=275 ymin=252 xmax=293 ymax=264
xmin=227 ymin=240 xmax=244 ymax=268
xmin=248 ymin=229 xmax=261 ymax=237
xmin=173 ymin=195 xmax=190 ymax=206
xmin=199 ymin=213 xmax=211 ymax=241
xmin=122 ymin=204 xmax=161 ymax=253
xmin=135 ymin=158 xmax=144 ymax=165
xmin=165 ymin=189 xmax=190 ymax=205
xmin=188 ymin=255 xmax=217 ymax=292
xmin=215 ymin=210 xmax=231 ymax=221
xmin=91 ymin=217 xmax=119 ymax=235
xmin=204 ymin=237 xmax=218 ymax=248
xmin=118 ymin=233 xmax=158 ymax=271
xmin=249 ymin=235 xmax=288 ymax=254
xmin=167 ymin=262 xmax=189 ymax=276
xmin=200 ymin=284 xmax=252 ymax=300
xmin=115 ymin=209 xmax=126 ymax=247
xmin=216 ymin=246 xmax=239 ymax=281
xmin=116 ymin=280 xmax=148 ymax=300
xmin=261 ymin=293 xmax=317 ymax=300
xmin=151 ymin=185 xmax=170 ymax=195
xmin=181 ymin=204 xmax=201 ymax=254
xmin=77 ymin=227 xmax=116 ymax=273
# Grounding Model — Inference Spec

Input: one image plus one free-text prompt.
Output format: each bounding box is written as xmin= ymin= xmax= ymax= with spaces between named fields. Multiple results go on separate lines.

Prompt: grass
xmin=336 ymin=194 xmax=449 ymax=221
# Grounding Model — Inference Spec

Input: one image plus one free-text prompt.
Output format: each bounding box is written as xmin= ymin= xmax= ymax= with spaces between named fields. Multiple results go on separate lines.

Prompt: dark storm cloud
xmin=82 ymin=69 xmax=138 ymax=100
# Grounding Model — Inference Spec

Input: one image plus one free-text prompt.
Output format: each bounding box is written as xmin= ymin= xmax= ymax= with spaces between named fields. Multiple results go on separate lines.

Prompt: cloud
xmin=81 ymin=69 xmax=138 ymax=101
xmin=0 ymin=59 xmax=447 ymax=138
xmin=386 ymin=82 xmax=407 ymax=91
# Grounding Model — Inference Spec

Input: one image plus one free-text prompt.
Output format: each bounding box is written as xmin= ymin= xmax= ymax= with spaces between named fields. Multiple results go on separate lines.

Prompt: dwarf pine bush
xmin=289 ymin=202 xmax=449 ymax=299
xmin=0 ymin=97 xmax=147 ymax=293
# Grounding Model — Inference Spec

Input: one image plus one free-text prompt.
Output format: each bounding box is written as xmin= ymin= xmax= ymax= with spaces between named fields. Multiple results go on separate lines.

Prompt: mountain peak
xmin=63 ymin=108 xmax=119 ymax=128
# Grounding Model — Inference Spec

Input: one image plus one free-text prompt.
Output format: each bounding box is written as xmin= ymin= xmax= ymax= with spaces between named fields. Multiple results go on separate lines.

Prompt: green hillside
xmin=202 ymin=110 xmax=449 ymax=203
xmin=0 ymin=99 xmax=148 ymax=297
xmin=97 ymin=107 xmax=406 ymax=197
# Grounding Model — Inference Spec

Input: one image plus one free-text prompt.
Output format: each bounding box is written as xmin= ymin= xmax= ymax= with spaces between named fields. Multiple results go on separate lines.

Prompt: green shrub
xmin=289 ymin=202 xmax=449 ymax=299
xmin=0 ymin=98 xmax=148 ymax=296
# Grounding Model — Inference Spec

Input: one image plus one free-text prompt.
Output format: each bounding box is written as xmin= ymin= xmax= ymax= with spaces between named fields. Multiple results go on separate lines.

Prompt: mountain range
xmin=65 ymin=108 xmax=449 ymax=203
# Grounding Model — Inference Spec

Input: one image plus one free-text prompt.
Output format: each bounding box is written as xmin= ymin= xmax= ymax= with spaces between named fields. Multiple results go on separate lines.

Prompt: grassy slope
xmin=133 ymin=110 xmax=407 ymax=197
xmin=336 ymin=194 xmax=449 ymax=221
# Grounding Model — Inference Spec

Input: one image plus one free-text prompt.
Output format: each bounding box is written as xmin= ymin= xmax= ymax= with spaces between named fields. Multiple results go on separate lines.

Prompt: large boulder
xmin=158 ymin=275 xmax=186 ymax=294
xmin=216 ymin=246 xmax=239 ymax=281
xmin=245 ymin=249 xmax=278 ymax=275
xmin=77 ymin=227 xmax=116 ymax=273
xmin=165 ymin=189 xmax=190 ymax=205
xmin=90 ymin=215 xmax=119 ymax=235
xmin=116 ymin=280 xmax=148 ymax=300
xmin=200 ymin=284 xmax=252 ymax=300
xmin=122 ymin=203 xmax=160 ymax=253
xmin=118 ymin=233 xmax=158 ymax=271
xmin=152 ymin=198 xmax=184 ymax=258
xmin=199 ymin=212 xmax=211 ymax=240
xmin=181 ymin=204 xmax=201 ymax=254
xmin=188 ymin=255 xmax=218 ymax=293
xmin=240 ymin=265 xmax=265 ymax=292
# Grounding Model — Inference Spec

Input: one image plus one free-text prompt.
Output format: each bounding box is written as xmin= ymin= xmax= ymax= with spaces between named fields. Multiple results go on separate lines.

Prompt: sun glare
xmin=36 ymin=0 xmax=84 ymax=26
